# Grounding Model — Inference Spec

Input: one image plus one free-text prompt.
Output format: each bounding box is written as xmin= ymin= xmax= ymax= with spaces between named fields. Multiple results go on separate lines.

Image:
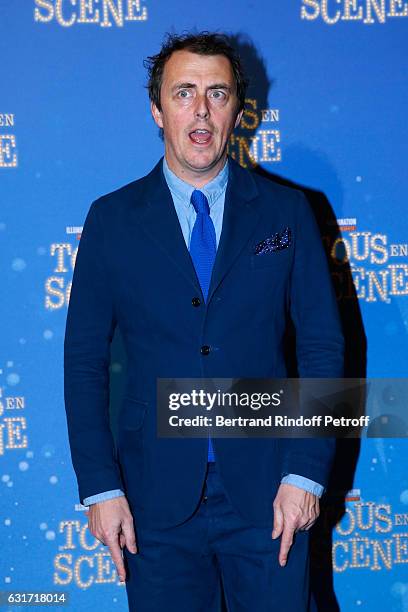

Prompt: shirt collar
xmin=162 ymin=156 xmax=229 ymax=209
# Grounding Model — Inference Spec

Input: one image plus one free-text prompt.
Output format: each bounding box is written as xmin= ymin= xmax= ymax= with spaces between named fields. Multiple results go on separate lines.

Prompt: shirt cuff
xmin=83 ymin=489 xmax=125 ymax=506
xmin=281 ymin=474 xmax=324 ymax=497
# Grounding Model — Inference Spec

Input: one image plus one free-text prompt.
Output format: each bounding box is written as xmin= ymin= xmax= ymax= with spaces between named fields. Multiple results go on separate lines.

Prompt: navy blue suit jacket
xmin=64 ymin=156 xmax=344 ymax=529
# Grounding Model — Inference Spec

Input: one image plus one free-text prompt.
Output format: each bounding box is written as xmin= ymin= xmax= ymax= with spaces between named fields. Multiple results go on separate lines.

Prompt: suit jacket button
xmin=192 ymin=297 xmax=201 ymax=307
xmin=200 ymin=345 xmax=210 ymax=355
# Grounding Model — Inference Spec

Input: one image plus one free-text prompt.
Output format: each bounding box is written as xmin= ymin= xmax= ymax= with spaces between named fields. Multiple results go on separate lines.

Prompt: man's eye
xmin=210 ymin=90 xmax=226 ymax=99
xmin=178 ymin=90 xmax=191 ymax=98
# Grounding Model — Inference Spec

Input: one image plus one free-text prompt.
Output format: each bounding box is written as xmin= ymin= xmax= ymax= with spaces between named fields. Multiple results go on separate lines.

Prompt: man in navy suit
xmin=64 ymin=32 xmax=344 ymax=611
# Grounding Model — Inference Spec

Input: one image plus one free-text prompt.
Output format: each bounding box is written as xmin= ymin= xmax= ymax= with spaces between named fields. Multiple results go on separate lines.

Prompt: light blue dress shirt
xmin=83 ymin=157 xmax=324 ymax=506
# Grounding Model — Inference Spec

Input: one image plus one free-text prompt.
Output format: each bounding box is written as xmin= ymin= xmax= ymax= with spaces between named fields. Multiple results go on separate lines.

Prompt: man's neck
xmin=164 ymin=154 xmax=228 ymax=189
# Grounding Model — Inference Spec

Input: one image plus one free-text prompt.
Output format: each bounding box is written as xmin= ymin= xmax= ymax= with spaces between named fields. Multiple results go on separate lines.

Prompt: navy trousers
xmin=123 ymin=462 xmax=311 ymax=611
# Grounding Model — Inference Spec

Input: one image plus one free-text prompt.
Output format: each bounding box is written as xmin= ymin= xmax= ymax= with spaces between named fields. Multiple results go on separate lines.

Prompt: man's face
xmin=151 ymin=50 xmax=243 ymax=184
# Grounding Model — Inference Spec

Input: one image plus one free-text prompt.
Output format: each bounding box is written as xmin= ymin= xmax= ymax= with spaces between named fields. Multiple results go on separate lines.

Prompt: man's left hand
xmin=272 ymin=483 xmax=320 ymax=567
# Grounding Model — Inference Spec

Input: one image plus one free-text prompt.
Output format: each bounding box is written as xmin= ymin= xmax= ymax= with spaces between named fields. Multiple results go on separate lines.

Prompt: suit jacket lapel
xmin=206 ymin=157 xmax=260 ymax=304
xmin=134 ymin=158 xmax=203 ymax=297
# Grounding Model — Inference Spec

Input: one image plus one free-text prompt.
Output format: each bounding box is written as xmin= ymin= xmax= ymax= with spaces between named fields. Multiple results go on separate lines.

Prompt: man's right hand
xmin=85 ymin=496 xmax=137 ymax=583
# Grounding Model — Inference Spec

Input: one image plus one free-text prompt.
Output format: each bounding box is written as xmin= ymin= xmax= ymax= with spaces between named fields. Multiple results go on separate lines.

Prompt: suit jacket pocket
xmin=119 ymin=396 xmax=148 ymax=431
xmin=249 ymin=246 xmax=292 ymax=270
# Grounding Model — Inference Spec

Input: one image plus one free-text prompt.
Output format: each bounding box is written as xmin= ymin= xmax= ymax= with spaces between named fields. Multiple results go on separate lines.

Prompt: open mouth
xmin=189 ymin=129 xmax=213 ymax=145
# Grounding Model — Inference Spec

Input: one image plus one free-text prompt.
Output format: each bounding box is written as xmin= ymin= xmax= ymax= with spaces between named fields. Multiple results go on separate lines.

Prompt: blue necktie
xmin=189 ymin=189 xmax=216 ymax=461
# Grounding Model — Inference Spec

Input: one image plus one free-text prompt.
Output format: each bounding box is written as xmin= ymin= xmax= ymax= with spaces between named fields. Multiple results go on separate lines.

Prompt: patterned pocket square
xmin=253 ymin=227 xmax=292 ymax=255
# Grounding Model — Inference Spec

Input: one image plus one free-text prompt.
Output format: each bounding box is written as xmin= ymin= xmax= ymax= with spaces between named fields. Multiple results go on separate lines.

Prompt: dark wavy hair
xmin=144 ymin=31 xmax=248 ymax=115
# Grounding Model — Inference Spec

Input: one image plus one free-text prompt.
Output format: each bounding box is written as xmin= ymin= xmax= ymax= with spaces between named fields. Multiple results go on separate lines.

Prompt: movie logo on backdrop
xmin=34 ymin=0 xmax=148 ymax=27
xmin=54 ymin=520 xmax=125 ymax=589
xmin=0 ymin=384 xmax=28 ymax=457
xmin=329 ymin=220 xmax=408 ymax=303
xmin=301 ymin=0 xmax=408 ymax=24
xmin=45 ymin=230 xmax=81 ymax=310
xmin=228 ymin=99 xmax=281 ymax=168
xmin=328 ymin=493 xmax=408 ymax=572
xmin=0 ymin=113 xmax=17 ymax=168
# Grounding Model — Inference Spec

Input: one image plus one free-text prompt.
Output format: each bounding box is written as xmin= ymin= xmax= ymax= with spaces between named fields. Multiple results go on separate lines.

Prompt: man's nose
xmin=195 ymin=94 xmax=210 ymax=119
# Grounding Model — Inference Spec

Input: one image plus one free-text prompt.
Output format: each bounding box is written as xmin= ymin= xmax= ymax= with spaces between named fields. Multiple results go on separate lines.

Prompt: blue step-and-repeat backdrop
xmin=1 ymin=1 xmax=408 ymax=610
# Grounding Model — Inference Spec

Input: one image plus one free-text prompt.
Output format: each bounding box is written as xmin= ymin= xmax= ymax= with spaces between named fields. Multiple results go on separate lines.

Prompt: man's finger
xmin=107 ymin=536 xmax=127 ymax=583
xmin=272 ymin=505 xmax=284 ymax=539
xmin=300 ymin=515 xmax=318 ymax=531
xmin=298 ymin=506 xmax=319 ymax=532
xmin=122 ymin=519 xmax=138 ymax=554
xmin=278 ymin=524 xmax=294 ymax=567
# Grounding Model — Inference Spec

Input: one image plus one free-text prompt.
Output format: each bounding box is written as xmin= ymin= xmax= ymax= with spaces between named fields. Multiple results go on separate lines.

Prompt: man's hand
xmin=272 ymin=483 xmax=320 ymax=567
xmin=85 ymin=496 xmax=137 ymax=583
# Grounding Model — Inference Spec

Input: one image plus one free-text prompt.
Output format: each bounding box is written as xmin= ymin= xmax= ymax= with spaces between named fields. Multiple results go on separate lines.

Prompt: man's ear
xmin=151 ymin=101 xmax=163 ymax=129
xmin=234 ymin=108 xmax=244 ymax=129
